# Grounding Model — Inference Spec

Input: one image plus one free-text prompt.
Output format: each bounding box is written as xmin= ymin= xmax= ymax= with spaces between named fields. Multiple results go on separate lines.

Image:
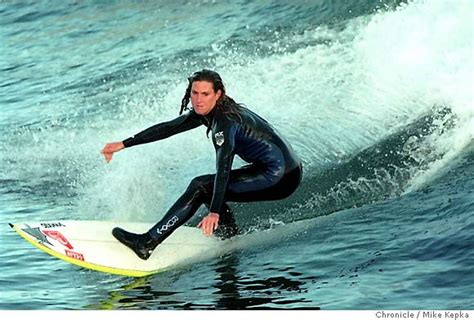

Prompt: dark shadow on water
xmin=86 ymin=253 xmax=320 ymax=310
xmin=210 ymin=254 xmax=318 ymax=310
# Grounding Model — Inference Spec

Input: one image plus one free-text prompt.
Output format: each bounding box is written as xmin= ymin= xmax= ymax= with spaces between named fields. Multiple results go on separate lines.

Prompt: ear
xmin=216 ymin=89 xmax=222 ymax=100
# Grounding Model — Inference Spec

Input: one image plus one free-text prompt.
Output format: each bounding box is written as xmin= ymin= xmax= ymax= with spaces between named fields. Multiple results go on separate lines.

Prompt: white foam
xmin=77 ymin=0 xmax=474 ymax=219
xmin=3 ymin=0 xmax=471 ymax=221
xmin=354 ymin=0 xmax=473 ymax=189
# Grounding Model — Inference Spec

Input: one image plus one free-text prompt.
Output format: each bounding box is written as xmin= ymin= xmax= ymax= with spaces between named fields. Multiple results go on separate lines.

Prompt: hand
xmin=197 ymin=212 xmax=220 ymax=236
xmin=101 ymin=142 xmax=124 ymax=163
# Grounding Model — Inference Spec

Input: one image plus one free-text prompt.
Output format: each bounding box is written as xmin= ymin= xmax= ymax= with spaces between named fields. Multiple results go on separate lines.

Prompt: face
xmin=190 ymin=81 xmax=221 ymax=115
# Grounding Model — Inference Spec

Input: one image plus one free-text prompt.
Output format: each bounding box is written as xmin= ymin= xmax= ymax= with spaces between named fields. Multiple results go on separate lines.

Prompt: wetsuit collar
xmin=202 ymin=105 xmax=218 ymax=126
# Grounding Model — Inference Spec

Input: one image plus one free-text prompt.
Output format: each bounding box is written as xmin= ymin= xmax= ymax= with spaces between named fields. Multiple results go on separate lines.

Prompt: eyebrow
xmin=191 ymin=89 xmax=211 ymax=94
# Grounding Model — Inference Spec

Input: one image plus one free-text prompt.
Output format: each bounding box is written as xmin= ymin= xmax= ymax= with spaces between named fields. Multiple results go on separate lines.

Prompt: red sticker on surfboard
xmin=65 ymin=249 xmax=85 ymax=261
xmin=42 ymin=230 xmax=74 ymax=249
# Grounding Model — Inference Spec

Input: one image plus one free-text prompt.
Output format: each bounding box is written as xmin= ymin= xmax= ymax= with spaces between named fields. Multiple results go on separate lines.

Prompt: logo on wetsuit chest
xmin=215 ymin=131 xmax=225 ymax=146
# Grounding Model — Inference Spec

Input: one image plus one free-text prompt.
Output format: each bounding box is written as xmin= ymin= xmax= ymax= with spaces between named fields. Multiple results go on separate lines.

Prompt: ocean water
xmin=1 ymin=0 xmax=473 ymax=310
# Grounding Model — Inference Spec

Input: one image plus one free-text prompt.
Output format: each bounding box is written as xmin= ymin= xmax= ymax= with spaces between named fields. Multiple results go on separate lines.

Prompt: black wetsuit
xmin=122 ymin=105 xmax=302 ymax=241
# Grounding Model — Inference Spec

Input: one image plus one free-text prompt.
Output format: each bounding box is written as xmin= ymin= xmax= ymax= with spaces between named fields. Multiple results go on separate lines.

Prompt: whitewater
xmin=0 ymin=0 xmax=472 ymax=310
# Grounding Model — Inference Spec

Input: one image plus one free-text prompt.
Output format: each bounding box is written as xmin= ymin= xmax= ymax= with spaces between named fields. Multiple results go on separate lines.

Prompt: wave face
xmin=0 ymin=0 xmax=472 ymax=310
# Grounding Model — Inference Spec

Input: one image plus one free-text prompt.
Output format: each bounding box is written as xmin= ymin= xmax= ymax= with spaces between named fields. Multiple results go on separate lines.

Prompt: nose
xmin=196 ymin=100 xmax=205 ymax=108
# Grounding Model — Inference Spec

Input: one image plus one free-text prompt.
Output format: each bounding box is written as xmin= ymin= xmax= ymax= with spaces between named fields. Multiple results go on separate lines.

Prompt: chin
xmin=194 ymin=108 xmax=209 ymax=115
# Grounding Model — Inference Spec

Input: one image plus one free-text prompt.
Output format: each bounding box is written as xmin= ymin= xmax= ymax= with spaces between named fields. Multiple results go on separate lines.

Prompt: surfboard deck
xmin=9 ymin=220 xmax=221 ymax=277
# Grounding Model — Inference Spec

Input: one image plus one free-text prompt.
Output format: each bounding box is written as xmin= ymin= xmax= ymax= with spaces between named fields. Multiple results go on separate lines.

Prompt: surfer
xmin=101 ymin=70 xmax=302 ymax=260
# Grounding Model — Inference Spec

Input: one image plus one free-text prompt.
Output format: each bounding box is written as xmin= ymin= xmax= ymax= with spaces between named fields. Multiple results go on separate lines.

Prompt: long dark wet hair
xmin=180 ymin=69 xmax=243 ymax=135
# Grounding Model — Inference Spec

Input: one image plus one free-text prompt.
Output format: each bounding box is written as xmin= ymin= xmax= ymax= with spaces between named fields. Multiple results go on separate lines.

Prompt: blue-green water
xmin=1 ymin=0 xmax=473 ymax=310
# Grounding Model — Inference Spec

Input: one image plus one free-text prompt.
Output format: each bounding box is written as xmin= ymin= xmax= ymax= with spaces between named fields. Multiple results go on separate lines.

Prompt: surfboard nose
xmin=8 ymin=223 xmax=14 ymax=228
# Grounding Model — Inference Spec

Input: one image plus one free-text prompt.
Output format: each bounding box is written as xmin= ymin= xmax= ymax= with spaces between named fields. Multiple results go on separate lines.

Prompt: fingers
xmin=208 ymin=220 xmax=217 ymax=236
xmin=206 ymin=224 xmax=214 ymax=236
xmin=101 ymin=143 xmax=119 ymax=163
xmin=102 ymin=152 xmax=113 ymax=163
xmin=198 ymin=215 xmax=219 ymax=236
xmin=101 ymin=145 xmax=111 ymax=155
xmin=101 ymin=142 xmax=124 ymax=163
xmin=203 ymin=220 xmax=211 ymax=236
xmin=208 ymin=219 xmax=219 ymax=236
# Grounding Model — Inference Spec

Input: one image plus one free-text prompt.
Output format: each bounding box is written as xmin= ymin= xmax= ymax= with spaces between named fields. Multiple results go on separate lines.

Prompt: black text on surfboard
xmin=40 ymin=222 xmax=65 ymax=228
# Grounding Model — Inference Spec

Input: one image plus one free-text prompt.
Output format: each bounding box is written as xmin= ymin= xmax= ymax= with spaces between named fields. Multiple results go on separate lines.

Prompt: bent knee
xmin=187 ymin=174 xmax=214 ymax=193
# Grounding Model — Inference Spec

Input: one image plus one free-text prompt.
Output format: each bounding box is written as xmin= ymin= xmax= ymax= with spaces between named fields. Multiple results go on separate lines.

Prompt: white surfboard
xmin=9 ymin=220 xmax=221 ymax=277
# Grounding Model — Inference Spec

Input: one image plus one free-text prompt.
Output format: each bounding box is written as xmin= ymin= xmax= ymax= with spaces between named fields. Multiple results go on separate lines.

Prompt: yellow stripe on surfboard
xmin=11 ymin=225 xmax=164 ymax=277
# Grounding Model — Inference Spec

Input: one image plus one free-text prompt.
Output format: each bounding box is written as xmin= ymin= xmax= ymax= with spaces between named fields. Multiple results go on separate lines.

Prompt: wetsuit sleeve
xmin=122 ymin=111 xmax=202 ymax=148
xmin=209 ymin=119 xmax=237 ymax=214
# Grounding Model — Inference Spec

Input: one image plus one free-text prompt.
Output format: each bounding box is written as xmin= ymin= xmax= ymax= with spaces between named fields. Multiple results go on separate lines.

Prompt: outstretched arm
xmin=101 ymin=110 xmax=202 ymax=163
xmin=122 ymin=110 xmax=202 ymax=148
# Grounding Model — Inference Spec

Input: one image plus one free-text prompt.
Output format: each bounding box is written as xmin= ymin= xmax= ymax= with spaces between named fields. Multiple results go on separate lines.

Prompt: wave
xmin=1 ymin=0 xmax=471 ymax=229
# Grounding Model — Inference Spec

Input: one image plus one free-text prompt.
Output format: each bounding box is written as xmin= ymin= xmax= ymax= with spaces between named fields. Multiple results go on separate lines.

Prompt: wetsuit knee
xmin=187 ymin=174 xmax=214 ymax=195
